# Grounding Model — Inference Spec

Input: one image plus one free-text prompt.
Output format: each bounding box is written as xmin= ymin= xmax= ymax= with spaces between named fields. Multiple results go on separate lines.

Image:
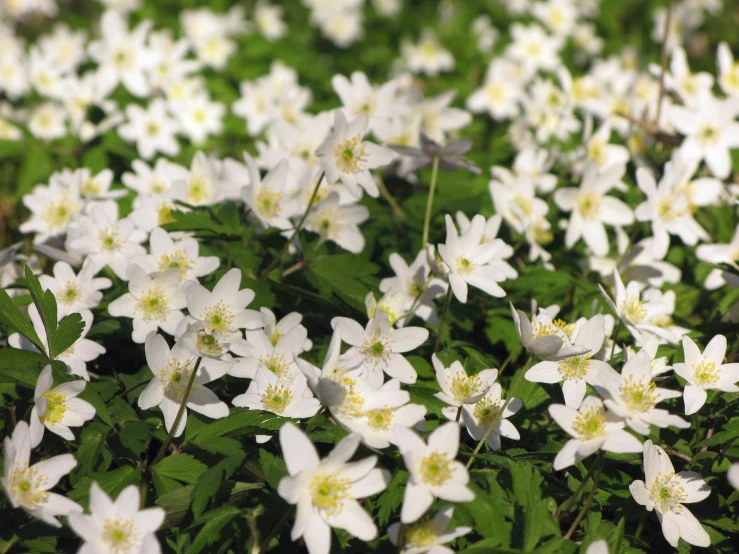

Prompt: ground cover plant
xmin=0 ymin=0 xmax=738 ymax=553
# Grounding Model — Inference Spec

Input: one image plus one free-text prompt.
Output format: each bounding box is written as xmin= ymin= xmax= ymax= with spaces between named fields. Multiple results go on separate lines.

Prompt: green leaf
xmin=305 ymin=254 xmax=379 ymax=311
xmin=189 ymin=506 xmax=241 ymax=554
xmin=0 ymin=348 xmax=65 ymax=389
xmin=50 ymin=312 xmax=85 ymax=359
xmin=190 ymin=454 xmax=245 ymax=519
xmin=17 ymin=143 xmax=53 ymax=197
xmin=71 ymin=423 xmax=111 ymax=483
xmin=191 ymin=408 xmax=289 ymax=443
xmin=78 ymin=381 xmax=114 ymax=427
xmin=0 ymin=286 xmax=45 ymax=353
xmin=162 ymin=205 xmax=240 ymax=240
xmin=119 ymin=420 xmax=152 ymax=455
xmin=694 ymin=429 xmax=739 ymax=448
xmin=153 ymin=454 xmax=208 ymax=485
xmin=258 ymin=449 xmax=287 ymax=490
xmin=69 ymin=466 xmax=142 ymax=509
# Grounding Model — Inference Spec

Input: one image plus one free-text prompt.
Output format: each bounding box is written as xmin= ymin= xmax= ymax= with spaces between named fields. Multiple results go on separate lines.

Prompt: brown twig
xmin=614 ymin=111 xmax=682 ymax=146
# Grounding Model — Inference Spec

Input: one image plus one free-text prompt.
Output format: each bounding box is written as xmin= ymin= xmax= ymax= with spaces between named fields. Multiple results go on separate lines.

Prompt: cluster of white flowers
xmin=1 ymin=0 xmax=739 ymax=553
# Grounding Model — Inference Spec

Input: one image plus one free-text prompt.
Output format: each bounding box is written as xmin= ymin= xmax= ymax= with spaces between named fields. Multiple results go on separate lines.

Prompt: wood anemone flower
xmin=388 ymin=132 xmax=481 ymax=175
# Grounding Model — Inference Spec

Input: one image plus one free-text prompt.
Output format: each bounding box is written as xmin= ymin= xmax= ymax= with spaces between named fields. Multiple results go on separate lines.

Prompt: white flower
xmin=67 ymin=202 xmax=147 ymax=279
xmin=460 ymin=384 xmax=522 ymax=451
xmin=118 ymin=99 xmax=180 ymax=160
xmin=549 ymin=396 xmax=643 ymax=470
xmin=131 ymin=227 xmax=220 ymax=282
xmin=364 ymin=291 xmax=407 ymax=327
xmin=9 ymin=308 xmax=105 ymax=381
xmin=88 ymin=10 xmax=157 ymax=97
xmin=696 ymin=223 xmax=739 ymax=290
xmin=717 ymin=41 xmax=739 ymax=97
xmin=438 ymin=214 xmax=509 ymax=303
xmin=455 ymin=212 xmax=517 ymax=282
xmin=432 ymin=354 xmax=497 ymax=412
xmin=673 ymin=334 xmax=739 ymax=415
xmin=525 ymin=314 xmax=620 ymax=409
xmin=599 ymin=269 xmax=675 ymax=344
xmin=20 ymin=171 xmax=83 ymax=244
xmin=331 ymin=310 xmax=429 ymax=384
xmin=596 ymin=351 xmax=688 ymax=435
xmin=233 ymin=367 xmax=320 ymax=419
xmin=108 ymin=265 xmax=186 ymax=343
xmin=467 ymin=59 xmax=523 ymax=120
xmin=401 ymin=29 xmax=454 ymax=77
xmin=379 ymin=250 xmax=447 ymax=325
xmin=670 ymin=96 xmax=739 ymax=179
xmin=505 ymin=23 xmax=563 ymax=74
xmin=341 ymin=379 xmax=427 ymax=450
xmin=173 ymin=94 xmax=225 ymax=144
xmin=331 ymin=71 xmax=408 ymax=135
xmin=180 ymin=268 xmax=264 ymax=351
xmin=490 ymin=173 xmax=548 ymax=235
xmin=122 ymin=158 xmax=187 ymax=197
xmin=69 ymin=482 xmax=165 ymax=554
xmin=30 ymin=366 xmax=95 ymax=448
xmin=629 ymin=440 xmax=711 ymax=548
xmin=254 ymin=0 xmax=286 ymax=40
xmin=277 ymin=423 xmax=389 ymax=554
xmin=554 ymin=163 xmax=633 ymax=256
xmin=230 ymin=325 xmax=307 ymax=380
xmin=586 ymin=540 xmax=609 ymax=554
xmin=28 ymin=103 xmax=67 ymax=141
xmin=305 ymin=193 xmax=369 ymax=253
xmin=388 ymin=505 xmax=471 ymax=554
xmin=316 ymin=110 xmax=393 ymax=199
xmin=394 ymin=422 xmax=474 ymax=523
xmin=138 ymin=333 xmax=230 ymax=437
xmin=38 ymin=260 xmax=111 ymax=319
xmin=260 ymin=307 xmax=312 ymax=352
xmin=729 ymin=464 xmax=739 ymax=490
xmin=2 ymin=421 xmax=82 ymax=527
xmin=510 ymin=303 xmax=588 ymax=361
xmin=242 ymin=154 xmax=298 ymax=231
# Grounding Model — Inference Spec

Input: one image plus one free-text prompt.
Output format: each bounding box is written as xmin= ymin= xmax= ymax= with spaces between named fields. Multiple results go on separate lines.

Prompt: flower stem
xmin=609 ymin=320 xmax=622 ymax=360
xmin=258 ymin=171 xmax=324 ymax=282
xmin=375 ymin=171 xmax=405 ymax=221
xmin=554 ymin=455 xmax=600 ymax=520
xmin=106 ymin=380 xmax=149 ymax=407
xmin=635 ymin=510 xmax=647 ymax=540
xmin=151 ymin=356 xmax=202 ymax=468
xmin=564 ymin=452 xmax=604 ymax=540
xmin=465 ymin=355 xmax=534 ymax=470
xmin=422 ymin=155 xmax=440 ymax=246
xmin=1 ymin=535 xmax=18 ymax=554
xmin=433 ymin=286 xmax=453 ymax=353
xmin=395 ymin=523 xmax=406 ymax=554
xmin=455 ymin=406 xmax=462 ymax=423
xmin=304 ymin=407 xmax=324 ymax=434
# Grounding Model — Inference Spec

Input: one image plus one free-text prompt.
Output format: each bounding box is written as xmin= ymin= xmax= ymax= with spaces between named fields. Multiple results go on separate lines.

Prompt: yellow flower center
xmin=620 ymin=295 xmax=647 ymax=323
xmin=60 ymin=281 xmax=82 ymax=305
xmin=531 ymin=218 xmax=553 ymax=244
xmin=187 ymin=175 xmax=211 ymax=205
xmin=310 ymin=473 xmax=351 ymax=516
xmin=39 ymin=391 xmax=67 ymax=425
xmin=621 ymin=375 xmax=658 ymax=412
xmin=203 ymin=302 xmax=234 ymax=335
xmin=450 ymin=373 xmax=483 ymax=402
xmin=98 ymin=228 xmax=123 ymax=253
xmin=572 ymin=405 xmax=606 ymax=440
xmin=269 ymin=330 xmax=282 ymax=346
xmin=368 ymin=305 xmax=397 ymax=326
xmin=692 ymin=360 xmax=720 ymax=387
xmin=512 ymin=194 xmax=533 ymax=217
xmin=558 ymin=355 xmax=590 ymax=379
xmin=487 ymin=82 xmax=506 ymax=103
xmin=162 ymin=357 xmax=196 ymax=402
xmin=262 ymin=383 xmax=293 ymax=414
xmin=588 ymin=139 xmax=608 ymax=166
xmin=43 ymin=193 xmax=78 ymax=230
xmin=157 ymin=203 xmax=175 ymax=225
xmin=136 ymin=287 xmax=170 ymax=322
xmin=455 ymin=255 xmax=476 ymax=276
xmin=9 ymin=464 xmax=49 ymax=509
xmin=405 ymin=517 xmax=438 ymax=548
xmin=157 ymin=249 xmax=194 ymax=279
xmin=365 ymin=407 xmax=394 ymax=430
xmin=650 ymin=472 xmax=686 ymax=514
xmin=81 ymin=178 xmax=102 ymax=197
xmin=473 ymin=396 xmax=503 ymax=426
xmin=334 ymin=137 xmax=368 ymax=173
xmin=145 ymin=122 xmax=160 ymax=137
xmin=259 ymin=353 xmax=291 ymax=380
xmin=256 ymin=188 xmax=284 ymax=219
xmin=419 ymin=451 xmax=453 ymax=486
xmin=102 ymin=517 xmax=139 ymax=552
xmin=327 ymin=370 xmax=365 ymax=418
xmin=578 ymin=192 xmax=602 ymax=219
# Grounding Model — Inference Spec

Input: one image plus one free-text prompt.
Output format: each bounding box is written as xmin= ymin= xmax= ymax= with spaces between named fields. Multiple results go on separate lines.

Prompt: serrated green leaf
xmin=190 ymin=453 xmax=245 ymax=519
xmin=0 ymin=287 xmax=44 ymax=354
xmin=191 ymin=408 xmax=289 ymax=443
xmin=189 ymin=506 xmax=241 ymax=554
xmin=49 ymin=312 xmax=85 ymax=359
xmin=153 ymin=454 xmax=208 ymax=485
xmin=71 ymin=423 xmax=111 ymax=483
xmin=119 ymin=420 xmax=152 ymax=455
xmin=0 ymin=348 xmax=65 ymax=389
xmin=69 ymin=466 xmax=141 ymax=509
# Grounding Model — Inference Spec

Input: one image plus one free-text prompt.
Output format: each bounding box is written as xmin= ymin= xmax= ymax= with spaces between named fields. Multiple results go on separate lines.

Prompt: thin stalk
xmin=609 ymin=320 xmax=622 ymax=360
xmin=422 ymin=155 xmax=440 ymax=246
xmin=465 ymin=355 xmax=534 ymax=470
xmin=395 ymin=523 xmax=406 ymax=554
xmin=1 ymin=535 xmax=18 ymax=554
xmin=554 ymin=456 xmax=600 ymax=520
xmin=375 ymin=171 xmax=405 ymax=221
xmin=259 ymin=508 xmax=294 ymax=554
xmin=150 ymin=357 xmax=202 ymax=467
xmin=433 ymin=286 xmax=453 ymax=353
xmin=106 ymin=380 xmax=148 ymax=407
xmin=635 ymin=510 xmax=647 ymax=540
xmin=654 ymin=0 xmax=675 ymax=127
xmin=395 ymin=277 xmax=431 ymax=326
xmin=258 ymin=171 xmax=324 ymax=281
xmin=498 ymin=351 xmax=515 ymax=377
xmin=455 ymin=406 xmax=462 ymax=423
xmin=564 ymin=453 xmax=604 ymax=540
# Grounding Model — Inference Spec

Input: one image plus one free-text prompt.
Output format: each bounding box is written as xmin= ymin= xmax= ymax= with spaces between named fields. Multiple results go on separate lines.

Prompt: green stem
xmin=609 ymin=320 xmax=622 ymax=360
xmin=564 ymin=452 xmax=604 ymax=540
xmin=422 ymin=155 xmax=440 ymax=246
xmin=554 ymin=455 xmax=600 ymax=520
xmin=498 ymin=351 xmax=515 ymax=377
xmin=465 ymin=355 xmax=534 ymax=470
xmin=258 ymin=171 xmax=324 ymax=281
xmin=258 ymin=508 xmax=294 ymax=554
xmin=395 ymin=522 xmax=406 ymax=554
xmin=433 ymin=286 xmax=453 ymax=353
xmin=376 ymin=171 xmax=405 ymax=221
xmin=1 ymin=535 xmax=18 ymax=554
xmin=455 ymin=406 xmax=462 ymax=423
xmin=635 ymin=510 xmax=647 ymax=540
xmin=106 ymin=380 xmax=148 ymax=407
xmin=395 ymin=277 xmax=431 ymax=326
xmin=150 ymin=357 xmax=202 ymax=468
